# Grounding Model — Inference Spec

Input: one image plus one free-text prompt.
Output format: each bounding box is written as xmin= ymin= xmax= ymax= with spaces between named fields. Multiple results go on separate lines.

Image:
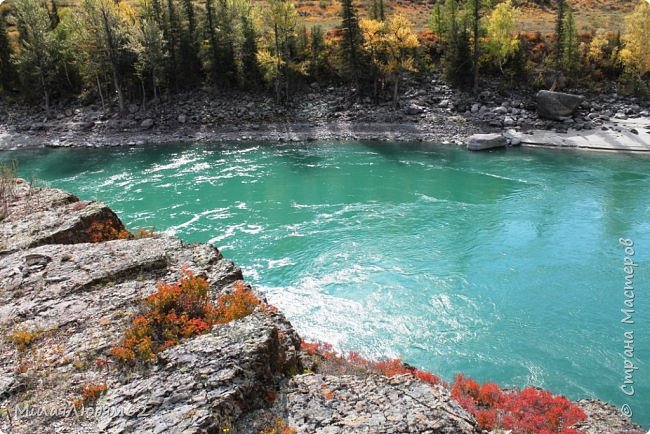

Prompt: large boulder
xmin=0 ymin=180 xmax=126 ymax=255
xmin=467 ymin=133 xmax=507 ymax=151
xmin=536 ymin=90 xmax=584 ymax=120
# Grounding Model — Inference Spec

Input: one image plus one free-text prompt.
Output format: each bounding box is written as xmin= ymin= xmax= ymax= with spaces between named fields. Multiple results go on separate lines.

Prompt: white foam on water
xmin=268 ymin=257 xmax=295 ymax=269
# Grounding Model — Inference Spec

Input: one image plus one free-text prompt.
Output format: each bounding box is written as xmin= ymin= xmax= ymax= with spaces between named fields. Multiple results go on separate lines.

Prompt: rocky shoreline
xmin=1 ymin=74 xmax=649 ymax=152
xmin=0 ymin=180 xmax=646 ymax=433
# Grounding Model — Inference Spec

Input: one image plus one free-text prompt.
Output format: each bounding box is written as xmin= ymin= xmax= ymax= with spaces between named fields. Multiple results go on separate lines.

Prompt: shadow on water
xmin=359 ymin=141 xmax=451 ymax=162
xmin=4 ymin=145 xmax=183 ymax=180
xmin=275 ymin=143 xmax=325 ymax=169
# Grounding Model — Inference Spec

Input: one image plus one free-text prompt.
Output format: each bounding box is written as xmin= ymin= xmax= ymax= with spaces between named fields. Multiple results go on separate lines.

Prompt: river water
xmin=5 ymin=142 xmax=650 ymax=425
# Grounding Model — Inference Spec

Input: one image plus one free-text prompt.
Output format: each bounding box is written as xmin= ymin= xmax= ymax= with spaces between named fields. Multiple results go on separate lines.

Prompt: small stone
xmin=141 ymin=118 xmax=154 ymax=129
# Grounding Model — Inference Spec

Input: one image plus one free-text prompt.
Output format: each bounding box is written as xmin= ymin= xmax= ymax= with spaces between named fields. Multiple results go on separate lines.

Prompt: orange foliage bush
xmin=87 ymin=221 xmax=130 ymax=243
xmin=74 ymin=383 xmax=108 ymax=408
xmin=132 ymin=227 xmax=155 ymax=239
xmin=520 ymin=30 xmax=542 ymax=42
xmin=260 ymin=418 xmax=296 ymax=434
xmin=6 ymin=328 xmax=40 ymax=352
xmin=213 ymin=281 xmax=260 ymax=323
xmin=112 ymin=272 xmax=260 ymax=364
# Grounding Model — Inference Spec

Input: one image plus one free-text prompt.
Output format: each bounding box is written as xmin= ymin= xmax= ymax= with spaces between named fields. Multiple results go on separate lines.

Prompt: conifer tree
xmin=339 ymin=0 xmax=363 ymax=84
xmin=203 ymin=0 xmax=220 ymax=82
xmin=555 ymin=0 xmax=565 ymax=72
xmin=560 ymin=4 xmax=579 ymax=76
xmin=48 ymin=0 xmax=60 ymax=29
xmin=165 ymin=0 xmax=180 ymax=88
xmin=440 ymin=0 xmax=472 ymax=86
xmin=0 ymin=13 xmax=16 ymax=91
xmin=79 ymin=0 xmax=132 ymax=114
xmin=178 ymin=0 xmax=201 ymax=88
xmin=130 ymin=0 xmax=168 ymax=105
xmin=370 ymin=0 xmax=384 ymax=21
xmin=240 ymin=12 xmax=260 ymax=88
xmin=14 ymin=0 xmax=60 ymax=113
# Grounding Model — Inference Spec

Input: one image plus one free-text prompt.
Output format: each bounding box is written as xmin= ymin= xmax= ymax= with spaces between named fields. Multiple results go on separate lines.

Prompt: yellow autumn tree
xmin=383 ymin=15 xmax=419 ymax=109
xmin=359 ymin=15 xmax=419 ymax=108
xmin=256 ymin=0 xmax=303 ymax=104
xmin=359 ymin=18 xmax=385 ymax=101
xmin=485 ymin=0 xmax=519 ymax=74
xmin=619 ymin=0 xmax=650 ymax=80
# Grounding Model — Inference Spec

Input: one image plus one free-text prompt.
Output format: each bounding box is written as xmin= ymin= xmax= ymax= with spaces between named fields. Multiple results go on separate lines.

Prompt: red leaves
xmin=452 ymin=373 xmax=481 ymax=402
xmin=112 ymin=271 xmax=260 ymax=364
xmin=300 ymin=342 xmax=587 ymax=434
xmin=478 ymin=382 xmax=502 ymax=407
xmin=300 ymin=340 xmax=439 ymax=386
xmin=74 ymin=383 xmax=108 ymax=409
xmin=213 ymin=281 xmax=260 ymax=323
xmin=451 ymin=375 xmax=587 ymax=433
xmin=86 ymin=221 xmax=130 ymax=243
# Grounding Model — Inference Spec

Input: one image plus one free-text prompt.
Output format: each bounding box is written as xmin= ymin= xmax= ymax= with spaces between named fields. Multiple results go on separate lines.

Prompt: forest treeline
xmin=0 ymin=0 xmax=648 ymax=114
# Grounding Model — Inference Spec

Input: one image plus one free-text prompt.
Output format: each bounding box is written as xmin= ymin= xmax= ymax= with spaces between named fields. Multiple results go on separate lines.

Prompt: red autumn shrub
xmin=373 ymin=358 xmax=411 ymax=377
xmin=213 ymin=281 xmax=260 ymax=323
xmin=112 ymin=272 xmax=260 ymax=364
xmin=475 ymin=408 xmax=498 ymax=430
xmin=414 ymin=370 xmax=440 ymax=386
xmin=74 ymin=383 xmax=108 ymax=409
xmin=452 ymin=373 xmax=481 ymax=401
xmin=500 ymin=387 xmax=586 ymax=434
xmin=451 ymin=375 xmax=587 ymax=434
xmin=478 ymin=382 xmax=502 ymax=407
xmin=300 ymin=341 xmax=439 ymax=385
xmin=87 ymin=221 xmax=130 ymax=243
xmin=300 ymin=340 xmax=334 ymax=357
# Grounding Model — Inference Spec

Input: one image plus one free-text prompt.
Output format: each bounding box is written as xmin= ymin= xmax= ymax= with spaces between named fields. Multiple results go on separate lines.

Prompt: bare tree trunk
xmin=392 ymin=73 xmax=399 ymax=111
xmin=96 ymin=74 xmax=105 ymax=110
xmin=373 ymin=76 xmax=378 ymax=104
xmin=101 ymin=5 xmax=126 ymax=116
xmin=63 ymin=62 xmax=73 ymax=89
xmin=112 ymin=69 xmax=126 ymax=115
xmin=472 ymin=0 xmax=479 ymax=95
xmin=274 ymin=23 xmax=281 ymax=105
xmin=141 ymin=78 xmax=146 ymax=111
xmin=40 ymin=71 xmax=50 ymax=117
xmin=285 ymin=65 xmax=289 ymax=105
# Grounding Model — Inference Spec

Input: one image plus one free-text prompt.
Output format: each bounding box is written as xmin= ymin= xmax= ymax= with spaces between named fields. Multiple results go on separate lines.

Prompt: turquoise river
xmin=5 ymin=142 xmax=650 ymax=426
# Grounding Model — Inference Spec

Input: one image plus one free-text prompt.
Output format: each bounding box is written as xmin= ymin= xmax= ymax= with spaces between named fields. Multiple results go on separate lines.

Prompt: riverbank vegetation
xmin=111 ymin=271 xmax=261 ymax=364
xmin=301 ymin=340 xmax=590 ymax=433
xmin=0 ymin=0 xmax=648 ymax=114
